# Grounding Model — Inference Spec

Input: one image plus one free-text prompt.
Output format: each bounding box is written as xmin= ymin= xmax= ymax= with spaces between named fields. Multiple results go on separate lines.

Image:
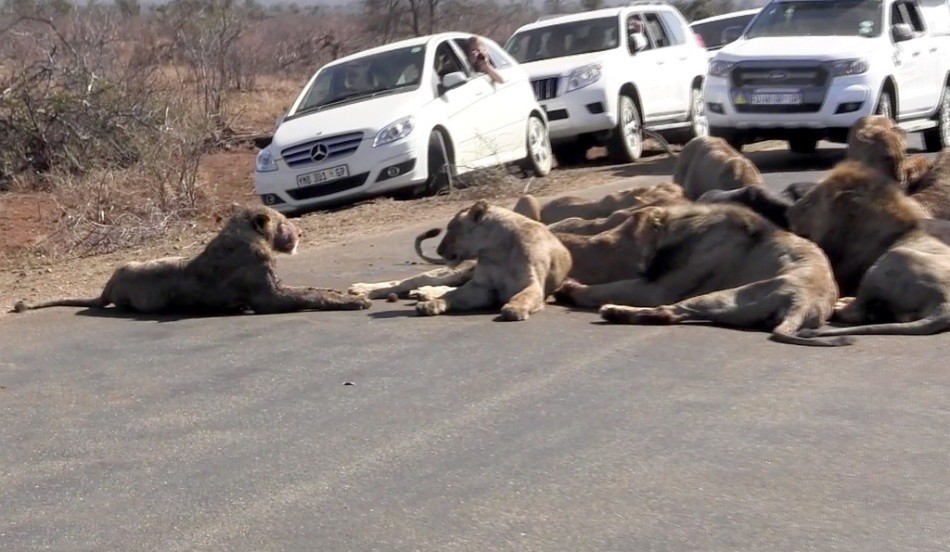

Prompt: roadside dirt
xmin=0 ymin=140 xmax=786 ymax=319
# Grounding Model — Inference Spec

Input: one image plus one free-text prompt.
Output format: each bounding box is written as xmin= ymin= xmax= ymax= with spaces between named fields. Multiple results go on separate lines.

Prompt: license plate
xmin=296 ymin=164 xmax=349 ymax=187
xmin=749 ymin=92 xmax=802 ymax=105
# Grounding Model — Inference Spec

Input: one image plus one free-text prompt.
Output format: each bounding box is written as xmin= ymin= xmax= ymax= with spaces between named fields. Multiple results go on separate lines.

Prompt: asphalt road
xmin=2 ymin=142 xmax=948 ymax=551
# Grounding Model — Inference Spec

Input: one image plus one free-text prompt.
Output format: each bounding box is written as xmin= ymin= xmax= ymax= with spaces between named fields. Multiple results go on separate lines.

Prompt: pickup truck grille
xmin=531 ymin=77 xmax=560 ymax=101
xmin=281 ymin=132 xmax=364 ymax=169
xmin=731 ymin=65 xmax=828 ymax=88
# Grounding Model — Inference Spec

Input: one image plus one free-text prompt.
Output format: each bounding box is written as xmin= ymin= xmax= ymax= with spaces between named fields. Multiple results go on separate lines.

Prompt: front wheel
xmin=522 ymin=115 xmax=552 ymax=177
xmin=606 ymin=95 xmax=643 ymax=163
xmin=682 ymin=86 xmax=709 ymax=142
xmin=875 ymin=90 xmax=895 ymax=120
xmin=424 ymin=131 xmax=453 ymax=196
xmin=923 ymin=84 xmax=950 ymax=152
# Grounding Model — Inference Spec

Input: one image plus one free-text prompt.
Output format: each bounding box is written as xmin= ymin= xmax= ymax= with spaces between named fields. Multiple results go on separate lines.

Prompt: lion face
xmin=436 ymin=200 xmax=490 ymax=266
xmin=846 ymin=115 xmax=907 ymax=181
xmin=248 ymin=206 xmax=300 ymax=255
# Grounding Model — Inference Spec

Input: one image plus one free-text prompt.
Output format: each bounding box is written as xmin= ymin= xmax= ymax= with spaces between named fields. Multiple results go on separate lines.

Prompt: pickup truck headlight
xmin=708 ymin=60 xmax=736 ymax=78
xmin=564 ymin=63 xmax=602 ymax=93
xmin=255 ymin=148 xmax=278 ymax=173
xmin=374 ymin=115 xmax=415 ymax=147
xmin=828 ymin=58 xmax=869 ymax=77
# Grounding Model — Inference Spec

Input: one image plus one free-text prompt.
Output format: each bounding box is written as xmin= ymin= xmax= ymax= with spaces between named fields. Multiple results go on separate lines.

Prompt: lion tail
xmin=414 ymin=228 xmax=446 ymax=265
xmin=13 ymin=297 xmax=108 ymax=313
xmin=793 ymin=305 xmax=950 ymax=338
xmin=769 ymin=307 xmax=855 ymax=347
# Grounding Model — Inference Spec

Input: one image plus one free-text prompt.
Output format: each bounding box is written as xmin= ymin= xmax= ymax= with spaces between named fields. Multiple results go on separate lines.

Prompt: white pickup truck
xmin=704 ymin=0 xmax=950 ymax=153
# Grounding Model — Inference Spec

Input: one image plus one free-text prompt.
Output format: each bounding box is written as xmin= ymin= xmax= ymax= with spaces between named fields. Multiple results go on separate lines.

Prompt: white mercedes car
xmin=254 ymin=32 xmax=553 ymax=213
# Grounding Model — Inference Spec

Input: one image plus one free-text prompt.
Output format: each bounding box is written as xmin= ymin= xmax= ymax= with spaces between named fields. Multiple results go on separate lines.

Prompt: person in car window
xmin=465 ymin=36 xmax=505 ymax=84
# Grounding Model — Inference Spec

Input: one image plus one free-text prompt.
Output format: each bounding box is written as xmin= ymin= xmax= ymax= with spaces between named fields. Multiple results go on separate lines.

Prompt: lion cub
xmin=414 ymin=200 xmax=572 ymax=321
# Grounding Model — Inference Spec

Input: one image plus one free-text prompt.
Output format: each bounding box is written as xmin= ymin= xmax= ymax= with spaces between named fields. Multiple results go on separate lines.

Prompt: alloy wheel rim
xmin=621 ymin=98 xmax=642 ymax=157
xmin=529 ymin=119 xmax=551 ymax=172
xmin=941 ymin=92 xmax=950 ymax=146
xmin=692 ymin=90 xmax=709 ymax=137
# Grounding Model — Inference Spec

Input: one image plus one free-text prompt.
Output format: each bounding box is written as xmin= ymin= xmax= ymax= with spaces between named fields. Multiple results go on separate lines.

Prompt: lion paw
xmin=599 ymin=304 xmax=635 ymax=323
xmin=553 ymin=278 xmax=585 ymax=304
xmin=409 ymin=285 xmax=454 ymax=302
xmin=500 ymin=304 xmax=530 ymax=321
xmin=415 ymin=299 xmax=447 ymax=316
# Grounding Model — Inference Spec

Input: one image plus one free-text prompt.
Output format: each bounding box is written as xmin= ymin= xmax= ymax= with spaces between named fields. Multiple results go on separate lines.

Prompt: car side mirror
xmin=629 ymin=32 xmax=647 ymax=54
xmin=439 ymin=71 xmax=467 ymax=93
xmin=892 ymin=23 xmax=914 ymax=42
xmin=721 ymin=25 xmax=744 ymax=44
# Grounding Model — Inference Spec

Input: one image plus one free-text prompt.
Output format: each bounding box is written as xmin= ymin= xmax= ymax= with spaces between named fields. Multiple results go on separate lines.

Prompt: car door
xmin=430 ymin=40 xmax=493 ymax=172
xmin=654 ymin=10 xmax=693 ymax=118
xmin=890 ymin=1 xmax=931 ymax=117
xmin=627 ymin=12 xmax=677 ymax=120
xmin=450 ymin=37 xmax=525 ymax=166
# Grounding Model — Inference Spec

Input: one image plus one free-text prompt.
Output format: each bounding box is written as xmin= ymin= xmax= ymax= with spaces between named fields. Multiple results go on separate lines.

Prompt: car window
xmin=505 ymin=16 xmax=620 ymax=62
xmin=434 ymin=41 xmax=468 ymax=79
xmin=643 ymin=12 xmax=672 ymax=48
xmin=626 ymin=13 xmax=654 ymax=51
xmin=452 ymin=37 xmax=513 ymax=69
xmin=657 ymin=11 xmax=687 ymax=45
xmin=290 ymin=45 xmax=426 ymax=117
xmin=892 ymin=1 xmax=926 ymax=32
xmin=746 ymin=0 xmax=884 ymax=38
xmin=691 ymin=14 xmax=757 ymax=48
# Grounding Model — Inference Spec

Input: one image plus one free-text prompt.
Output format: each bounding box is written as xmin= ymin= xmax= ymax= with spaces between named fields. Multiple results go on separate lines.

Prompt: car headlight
xmin=708 ymin=60 xmax=736 ymax=78
xmin=564 ymin=63 xmax=602 ymax=93
xmin=374 ymin=116 xmax=415 ymax=147
xmin=256 ymin=148 xmax=278 ymax=173
xmin=828 ymin=58 xmax=869 ymax=77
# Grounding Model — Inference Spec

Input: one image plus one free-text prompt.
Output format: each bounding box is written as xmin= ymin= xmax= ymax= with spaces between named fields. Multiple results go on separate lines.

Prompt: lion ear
xmin=469 ymin=200 xmax=489 ymax=222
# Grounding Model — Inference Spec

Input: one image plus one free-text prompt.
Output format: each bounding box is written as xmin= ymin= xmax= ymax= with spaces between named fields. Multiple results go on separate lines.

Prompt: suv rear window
xmin=505 ymin=16 xmax=621 ymax=62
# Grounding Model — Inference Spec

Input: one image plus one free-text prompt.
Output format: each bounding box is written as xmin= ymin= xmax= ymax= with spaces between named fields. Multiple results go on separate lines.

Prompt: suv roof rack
xmin=628 ymin=0 xmax=669 ymax=5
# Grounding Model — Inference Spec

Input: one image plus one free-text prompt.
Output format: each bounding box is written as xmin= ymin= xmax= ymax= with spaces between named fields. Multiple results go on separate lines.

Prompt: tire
xmin=606 ymin=94 xmax=643 ymax=163
xmin=424 ymin=131 xmax=453 ymax=196
xmin=788 ymin=136 xmax=818 ymax=154
xmin=923 ymin=84 xmax=950 ymax=152
xmin=875 ymin=90 xmax=895 ymax=120
xmin=522 ymin=115 xmax=553 ymax=177
xmin=681 ymin=86 xmax=709 ymax=143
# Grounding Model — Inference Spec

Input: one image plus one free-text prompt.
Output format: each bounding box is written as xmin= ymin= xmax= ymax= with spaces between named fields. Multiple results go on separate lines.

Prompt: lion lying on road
xmin=511 ymin=182 xmax=685 ymax=224
xmin=14 ymin=205 xmax=371 ymax=315
xmin=407 ymin=200 xmax=572 ymax=321
xmin=673 ymin=136 xmax=765 ymax=200
xmin=788 ymin=160 xmax=950 ymax=337
xmin=554 ymin=202 xmax=848 ymax=346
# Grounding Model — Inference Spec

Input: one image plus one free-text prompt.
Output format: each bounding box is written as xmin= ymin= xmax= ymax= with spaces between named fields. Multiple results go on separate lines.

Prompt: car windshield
xmin=505 ymin=16 xmax=620 ymax=62
xmin=291 ymin=45 xmax=426 ymax=117
xmin=745 ymin=0 xmax=883 ymax=38
xmin=692 ymin=13 xmax=758 ymax=49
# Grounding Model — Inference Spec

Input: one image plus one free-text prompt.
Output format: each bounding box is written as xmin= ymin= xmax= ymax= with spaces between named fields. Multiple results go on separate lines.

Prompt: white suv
xmin=505 ymin=3 xmax=710 ymax=165
xmin=705 ymin=0 xmax=950 ymax=153
xmin=254 ymin=33 xmax=552 ymax=214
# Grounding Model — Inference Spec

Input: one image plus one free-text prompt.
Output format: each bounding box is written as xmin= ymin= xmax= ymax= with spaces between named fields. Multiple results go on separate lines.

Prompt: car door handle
xmin=656 ymin=60 xmax=665 ymax=65
xmin=912 ymin=50 xmax=921 ymax=57
xmin=930 ymin=47 xmax=938 ymax=53
xmin=679 ymin=56 xmax=688 ymax=61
